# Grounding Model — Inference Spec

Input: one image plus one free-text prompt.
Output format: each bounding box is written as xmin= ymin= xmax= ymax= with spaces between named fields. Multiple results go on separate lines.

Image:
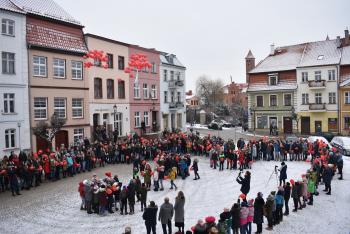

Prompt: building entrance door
xmin=283 ymin=117 xmax=292 ymax=134
xmin=301 ymin=117 xmax=310 ymax=135
xmin=315 ymin=121 xmax=322 ymax=134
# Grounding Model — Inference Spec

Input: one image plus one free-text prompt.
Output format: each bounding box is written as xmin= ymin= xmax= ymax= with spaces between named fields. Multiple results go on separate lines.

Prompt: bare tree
xmin=32 ymin=113 xmax=66 ymax=150
xmin=195 ymin=75 xmax=224 ymax=111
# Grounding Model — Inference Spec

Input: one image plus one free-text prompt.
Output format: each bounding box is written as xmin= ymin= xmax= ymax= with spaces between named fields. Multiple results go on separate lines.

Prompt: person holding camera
xmin=279 ymin=162 xmax=287 ymax=186
xmin=236 ymin=171 xmax=251 ymax=197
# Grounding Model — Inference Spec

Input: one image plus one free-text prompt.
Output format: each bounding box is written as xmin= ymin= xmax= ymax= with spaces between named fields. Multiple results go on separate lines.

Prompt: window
xmin=315 ymin=93 xmax=322 ymax=104
xmin=1 ymin=19 xmax=14 ymax=36
xmin=171 ymin=91 xmax=175 ymax=103
xmin=328 ymin=70 xmax=335 ymax=81
xmin=302 ymin=93 xmax=309 ymax=105
xmin=164 ymin=91 xmax=168 ymax=103
xmin=177 ymin=72 xmax=181 ymax=81
xmin=315 ymin=71 xmax=321 ymax=81
xmin=107 ymin=79 xmax=114 ymax=99
xmin=256 ymin=96 xmax=263 ymax=107
xmin=94 ymin=78 xmax=102 ymax=99
xmin=269 ymin=95 xmax=277 ymax=106
xmin=177 ymin=92 xmax=181 ymax=103
xmin=71 ymin=61 xmax=83 ymax=80
xmin=344 ymin=117 xmax=350 ymax=130
xmin=54 ymin=98 xmax=66 ymax=119
xmin=53 ymin=58 xmax=65 ymax=78
xmin=284 ymin=94 xmax=292 ymax=106
xmin=151 ymin=62 xmax=156 ymax=73
xmin=301 ymin=72 xmax=308 ymax=82
xmin=143 ymin=83 xmax=149 ymax=99
xmin=5 ymin=129 xmax=15 ymax=149
xmin=72 ymin=98 xmax=83 ymax=118
xmin=73 ymin=129 xmax=84 ymax=144
xmin=34 ymin=97 xmax=47 ymax=120
xmin=151 ymin=85 xmax=157 ymax=99
xmin=107 ymin=53 xmax=113 ymax=68
xmin=144 ymin=111 xmax=149 ymax=126
xmin=164 ymin=70 xmax=168 ymax=81
xmin=118 ymin=56 xmax=124 ymax=70
xmin=345 ymin=92 xmax=350 ymax=104
xmin=134 ymin=83 xmax=140 ymax=98
xmin=134 ymin=112 xmax=141 ymax=127
xmin=33 ymin=56 xmax=47 ymax=77
xmin=256 ymin=116 xmax=268 ymax=129
xmin=118 ymin=80 xmax=125 ymax=99
xmin=170 ymin=71 xmax=174 ymax=80
xmin=3 ymin=93 xmax=15 ymax=114
xmin=2 ymin=52 xmax=15 ymax=74
xmin=268 ymin=74 xmax=278 ymax=85
xmin=329 ymin=92 xmax=336 ymax=104
xmin=114 ymin=113 xmax=122 ymax=136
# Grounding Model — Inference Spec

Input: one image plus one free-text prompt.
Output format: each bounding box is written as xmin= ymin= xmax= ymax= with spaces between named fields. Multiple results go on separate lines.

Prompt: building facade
xmin=25 ymin=7 xmax=90 ymax=151
xmin=223 ymin=82 xmax=248 ymax=108
xmin=128 ymin=45 xmax=160 ymax=136
xmin=160 ymin=53 xmax=186 ymax=132
xmin=0 ymin=1 xmax=30 ymax=157
xmin=85 ymin=34 xmax=130 ymax=139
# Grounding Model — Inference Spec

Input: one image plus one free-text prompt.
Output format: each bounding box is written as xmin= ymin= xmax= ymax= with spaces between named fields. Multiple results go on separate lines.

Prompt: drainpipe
xmin=27 ymin=45 xmax=33 ymax=151
xmin=337 ymin=64 xmax=341 ymax=135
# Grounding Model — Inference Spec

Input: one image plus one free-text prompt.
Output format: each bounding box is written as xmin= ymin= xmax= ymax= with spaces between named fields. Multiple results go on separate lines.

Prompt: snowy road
xmin=0 ymin=157 xmax=349 ymax=234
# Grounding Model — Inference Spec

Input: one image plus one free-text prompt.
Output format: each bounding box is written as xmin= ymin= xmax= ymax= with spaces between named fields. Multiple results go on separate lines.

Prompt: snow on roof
xmin=160 ymin=52 xmax=185 ymax=68
xmin=247 ymin=80 xmax=297 ymax=92
xmin=10 ymin=0 xmax=81 ymax=25
xmin=250 ymin=43 xmax=306 ymax=73
xmin=340 ymin=74 xmax=350 ymax=87
xmin=298 ymin=39 xmax=341 ymax=67
xmin=341 ymin=45 xmax=350 ymax=65
xmin=0 ymin=0 xmax=24 ymax=13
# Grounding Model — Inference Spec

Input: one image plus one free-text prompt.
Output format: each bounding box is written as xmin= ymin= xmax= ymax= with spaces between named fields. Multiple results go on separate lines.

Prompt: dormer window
xmin=268 ymin=74 xmax=278 ymax=86
xmin=317 ymin=55 xmax=324 ymax=60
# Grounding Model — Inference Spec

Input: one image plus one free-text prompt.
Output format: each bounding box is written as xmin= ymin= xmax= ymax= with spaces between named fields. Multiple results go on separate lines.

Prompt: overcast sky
xmin=56 ymin=0 xmax=349 ymax=92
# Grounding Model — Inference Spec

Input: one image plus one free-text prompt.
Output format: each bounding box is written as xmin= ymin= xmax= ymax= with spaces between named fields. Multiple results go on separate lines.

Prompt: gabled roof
xmin=340 ymin=77 xmax=350 ymax=87
xmin=341 ymin=45 xmax=350 ymax=65
xmin=10 ymin=0 xmax=81 ymax=26
xmin=0 ymin=0 xmax=24 ymax=14
xmin=298 ymin=39 xmax=341 ymax=67
xmin=250 ymin=43 xmax=306 ymax=74
xmin=160 ymin=52 xmax=185 ymax=68
xmin=247 ymin=80 xmax=297 ymax=92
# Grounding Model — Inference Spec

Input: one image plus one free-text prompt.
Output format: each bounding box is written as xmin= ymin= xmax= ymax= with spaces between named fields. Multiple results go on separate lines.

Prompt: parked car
xmin=307 ymin=136 xmax=332 ymax=148
xmin=221 ymin=120 xmax=233 ymax=128
xmin=320 ymin=132 xmax=335 ymax=142
xmin=208 ymin=120 xmax=223 ymax=130
xmin=331 ymin=136 xmax=350 ymax=156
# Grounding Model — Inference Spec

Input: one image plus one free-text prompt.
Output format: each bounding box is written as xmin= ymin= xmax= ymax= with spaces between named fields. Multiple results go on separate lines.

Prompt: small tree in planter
xmin=32 ymin=113 xmax=66 ymax=151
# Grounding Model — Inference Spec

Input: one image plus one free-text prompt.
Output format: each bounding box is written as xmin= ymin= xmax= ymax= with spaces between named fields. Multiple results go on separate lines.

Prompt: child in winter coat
xmin=247 ymin=199 xmax=254 ymax=234
xmin=239 ymin=201 xmax=249 ymax=234
xmin=169 ymin=167 xmax=178 ymax=190
xmin=274 ymin=188 xmax=284 ymax=224
xmin=307 ymin=174 xmax=315 ymax=205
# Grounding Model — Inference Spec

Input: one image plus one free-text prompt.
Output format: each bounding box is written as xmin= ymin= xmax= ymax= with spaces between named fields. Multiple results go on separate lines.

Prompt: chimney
xmin=345 ymin=28 xmax=349 ymax=46
xmin=270 ymin=44 xmax=275 ymax=55
xmin=336 ymin=36 xmax=341 ymax=48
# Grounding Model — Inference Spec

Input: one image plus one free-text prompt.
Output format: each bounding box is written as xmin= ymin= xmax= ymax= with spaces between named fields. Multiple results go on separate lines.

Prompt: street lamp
xmin=17 ymin=122 xmax=21 ymax=150
xmin=249 ymin=105 xmax=256 ymax=136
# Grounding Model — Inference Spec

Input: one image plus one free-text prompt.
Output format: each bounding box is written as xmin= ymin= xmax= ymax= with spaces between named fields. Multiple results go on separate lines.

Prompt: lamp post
xmin=17 ymin=122 xmax=21 ymax=150
xmin=113 ymin=104 xmax=117 ymax=142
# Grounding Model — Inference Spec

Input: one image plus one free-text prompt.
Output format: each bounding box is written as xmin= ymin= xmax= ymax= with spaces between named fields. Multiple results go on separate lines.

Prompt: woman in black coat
xmin=236 ymin=171 xmax=251 ymax=196
xmin=143 ymin=201 xmax=158 ymax=234
xmin=279 ymin=162 xmax=287 ymax=186
xmin=253 ymin=192 xmax=265 ymax=234
xmin=192 ymin=159 xmax=200 ymax=180
xmin=230 ymin=202 xmax=240 ymax=234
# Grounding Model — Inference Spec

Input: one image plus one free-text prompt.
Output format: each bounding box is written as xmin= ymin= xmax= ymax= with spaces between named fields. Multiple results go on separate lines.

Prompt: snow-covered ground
xmin=0 ymin=157 xmax=349 ymax=234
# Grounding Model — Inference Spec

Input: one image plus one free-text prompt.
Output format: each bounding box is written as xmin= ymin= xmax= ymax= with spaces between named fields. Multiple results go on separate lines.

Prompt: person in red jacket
xmin=78 ymin=181 xmax=85 ymax=210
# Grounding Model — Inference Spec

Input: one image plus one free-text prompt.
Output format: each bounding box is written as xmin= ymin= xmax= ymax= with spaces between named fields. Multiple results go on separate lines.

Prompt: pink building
xmin=128 ymin=45 xmax=160 ymax=135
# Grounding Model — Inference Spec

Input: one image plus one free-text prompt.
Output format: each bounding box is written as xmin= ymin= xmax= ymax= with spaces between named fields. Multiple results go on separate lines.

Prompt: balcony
xmin=176 ymin=80 xmax=184 ymax=87
xmin=308 ymin=80 xmax=326 ymax=89
xmin=169 ymin=102 xmax=177 ymax=109
xmin=168 ymin=80 xmax=176 ymax=89
xmin=176 ymin=102 xmax=184 ymax=108
xmin=309 ymin=103 xmax=326 ymax=112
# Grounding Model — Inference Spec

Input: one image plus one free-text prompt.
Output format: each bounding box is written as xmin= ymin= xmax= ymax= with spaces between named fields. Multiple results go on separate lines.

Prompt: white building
xmin=0 ymin=1 xmax=30 ymax=157
xmin=160 ymin=53 xmax=186 ymax=131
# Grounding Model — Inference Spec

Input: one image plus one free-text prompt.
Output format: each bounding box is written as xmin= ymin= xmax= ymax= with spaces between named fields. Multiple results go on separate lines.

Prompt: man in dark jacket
xmin=84 ymin=180 xmax=93 ymax=214
xmin=143 ymin=201 xmax=158 ymax=234
xmin=159 ymin=197 xmax=174 ymax=234
xmin=192 ymin=158 xmax=200 ymax=180
xmin=291 ymin=181 xmax=300 ymax=212
xmin=230 ymin=202 xmax=240 ymax=234
xmin=283 ymin=182 xmax=291 ymax=215
xmin=140 ymin=183 xmax=148 ymax=211
xmin=323 ymin=164 xmax=333 ymax=195
xmin=127 ymin=180 xmax=136 ymax=214
xmin=279 ymin=162 xmax=287 ymax=186
xmin=253 ymin=192 xmax=265 ymax=234
xmin=236 ymin=171 xmax=251 ymax=196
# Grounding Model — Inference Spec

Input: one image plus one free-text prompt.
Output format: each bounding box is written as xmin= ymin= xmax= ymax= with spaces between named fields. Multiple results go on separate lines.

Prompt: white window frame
xmin=302 ymin=93 xmax=309 ymax=105
xmin=151 ymin=62 xmax=156 ymax=73
xmin=2 ymin=52 xmax=15 ymax=74
xmin=315 ymin=93 xmax=322 ymax=104
xmin=134 ymin=83 xmax=140 ymax=99
xmin=71 ymin=61 xmax=83 ymax=80
xmin=143 ymin=83 xmax=149 ymax=99
xmin=33 ymin=97 xmax=47 ymax=120
xmin=72 ymin=98 xmax=83 ymax=118
xmin=283 ymin=93 xmax=292 ymax=106
xmin=345 ymin=92 xmax=350 ymax=104
xmin=315 ymin=71 xmax=322 ymax=81
xmin=144 ymin=111 xmax=149 ymax=126
xmin=328 ymin=92 xmax=336 ymax=104
xmin=269 ymin=94 xmax=278 ymax=107
xmin=1 ymin=19 xmax=15 ymax=36
xmin=170 ymin=71 xmax=174 ymax=81
xmin=256 ymin=95 xmax=264 ymax=107
xmin=268 ymin=74 xmax=278 ymax=86
xmin=3 ymin=93 xmax=15 ymax=114
xmin=53 ymin=58 xmax=66 ymax=78
xmin=164 ymin=91 xmax=168 ymax=103
xmin=328 ymin=70 xmax=336 ymax=81
xmin=177 ymin=91 xmax=181 ymax=103
xmin=54 ymin=97 xmax=66 ymax=119
xmin=5 ymin=128 xmax=16 ymax=149
xmin=151 ymin=85 xmax=157 ymax=99
xmin=301 ymin=72 xmax=308 ymax=82
xmin=33 ymin=56 xmax=47 ymax=77
xmin=134 ymin=112 xmax=141 ymax=127
xmin=114 ymin=112 xmax=122 ymax=136
xmin=73 ymin=128 xmax=84 ymax=144
xmin=163 ymin=69 xmax=168 ymax=81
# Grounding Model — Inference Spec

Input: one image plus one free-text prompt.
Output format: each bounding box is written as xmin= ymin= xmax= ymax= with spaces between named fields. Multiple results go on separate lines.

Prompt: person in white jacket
xmin=153 ymin=167 xmax=159 ymax=191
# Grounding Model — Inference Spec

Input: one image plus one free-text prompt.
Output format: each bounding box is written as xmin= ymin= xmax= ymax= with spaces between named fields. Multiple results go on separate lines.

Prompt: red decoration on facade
xmin=124 ymin=53 xmax=152 ymax=83
xmin=83 ymin=50 xmax=108 ymax=69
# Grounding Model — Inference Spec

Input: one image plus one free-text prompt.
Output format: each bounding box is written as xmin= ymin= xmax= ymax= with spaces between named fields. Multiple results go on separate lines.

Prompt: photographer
xmin=236 ymin=171 xmax=251 ymax=196
xmin=279 ymin=162 xmax=287 ymax=186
